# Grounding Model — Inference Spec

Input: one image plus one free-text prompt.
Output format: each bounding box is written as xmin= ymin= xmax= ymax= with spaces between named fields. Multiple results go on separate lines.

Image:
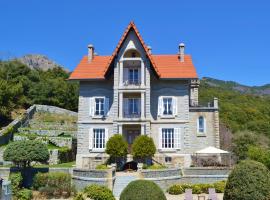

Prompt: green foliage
xmin=95 ymin=164 xmax=108 ymax=170
xmin=3 ymin=140 xmax=49 ymax=167
xmin=58 ymin=147 xmax=74 ymax=163
xmin=200 ymin=80 xmax=270 ymax=135
xmin=232 ymin=131 xmax=258 ymax=160
xmin=248 ymin=146 xmax=270 ymax=169
xmin=33 ymin=172 xmax=72 ymax=197
xmin=224 ymin=160 xmax=270 ymax=200
xmin=0 ymin=60 xmax=78 ymax=127
xmin=83 ymin=184 xmax=115 ymax=200
xmin=120 ymin=180 xmax=166 ymax=200
xmin=105 ymin=134 xmax=128 ymax=158
xmin=131 ymin=135 xmax=156 ymax=160
xmin=9 ymin=172 xmax=23 ymax=195
xmin=73 ymin=192 xmax=86 ymax=200
xmin=16 ymin=188 xmax=33 ymax=200
xmin=167 ymin=181 xmax=225 ymax=195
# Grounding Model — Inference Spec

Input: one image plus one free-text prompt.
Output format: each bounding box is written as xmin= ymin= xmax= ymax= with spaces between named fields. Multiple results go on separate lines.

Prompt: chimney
xmin=88 ymin=44 xmax=94 ymax=62
xmin=147 ymin=46 xmax=152 ymax=54
xmin=179 ymin=43 xmax=185 ymax=62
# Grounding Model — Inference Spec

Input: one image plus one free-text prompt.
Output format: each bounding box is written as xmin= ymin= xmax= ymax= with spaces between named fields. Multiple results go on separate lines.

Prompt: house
xmin=69 ymin=22 xmax=220 ymax=169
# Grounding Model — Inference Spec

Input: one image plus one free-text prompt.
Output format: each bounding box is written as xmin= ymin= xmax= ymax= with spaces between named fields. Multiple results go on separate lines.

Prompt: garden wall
xmin=72 ymin=167 xmax=116 ymax=191
xmin=180 ymin=167 xmax=230 ymax=184
xmin=139 ymin=168 xmax=182 ymax=190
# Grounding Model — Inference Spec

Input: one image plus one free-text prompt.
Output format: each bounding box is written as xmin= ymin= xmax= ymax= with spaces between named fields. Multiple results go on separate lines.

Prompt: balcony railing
xmin=123 ymin=111 xmax=141 ymax=118
xmin=123 ymin=80 xmax=141 ymax=86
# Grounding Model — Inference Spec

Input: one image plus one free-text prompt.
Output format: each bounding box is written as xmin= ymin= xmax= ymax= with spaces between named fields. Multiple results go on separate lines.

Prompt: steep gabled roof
xmin=104 ymin=21 xmax=160 ymax=76
xmin=69 ymin=22 xmax=198 ymax=80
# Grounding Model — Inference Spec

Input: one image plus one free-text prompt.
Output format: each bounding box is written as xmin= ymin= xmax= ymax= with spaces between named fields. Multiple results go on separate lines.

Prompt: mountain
xmin=16 ymin=54 xmax=69 ymax=71
xmin=202 ymin=77 xmax=270 ymax=95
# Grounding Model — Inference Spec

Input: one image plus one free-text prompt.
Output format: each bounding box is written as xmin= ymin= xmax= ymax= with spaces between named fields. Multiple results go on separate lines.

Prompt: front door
xmin=127 ymin=130 xmax=140 ymax=153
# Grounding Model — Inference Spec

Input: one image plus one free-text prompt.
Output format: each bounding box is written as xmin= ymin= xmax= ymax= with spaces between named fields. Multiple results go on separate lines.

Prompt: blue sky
xmin=0 ymin=0 xmax=269 ymax=86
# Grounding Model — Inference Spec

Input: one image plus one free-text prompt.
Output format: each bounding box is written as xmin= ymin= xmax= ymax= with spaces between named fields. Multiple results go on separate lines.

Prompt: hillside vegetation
xmin=0 ymin=60 xmax=78 ymax=127
xmin=200 ymin=78 xmax=270 ymax=136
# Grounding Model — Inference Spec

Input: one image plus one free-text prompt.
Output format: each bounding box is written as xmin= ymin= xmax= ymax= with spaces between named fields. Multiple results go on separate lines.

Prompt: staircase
xmin=113 ymin=173 xmax=137 ymax=198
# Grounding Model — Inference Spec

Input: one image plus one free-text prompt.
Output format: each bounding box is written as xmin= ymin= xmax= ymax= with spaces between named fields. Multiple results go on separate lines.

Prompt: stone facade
xmin=74 ymin=28 xmax=220 ymax=169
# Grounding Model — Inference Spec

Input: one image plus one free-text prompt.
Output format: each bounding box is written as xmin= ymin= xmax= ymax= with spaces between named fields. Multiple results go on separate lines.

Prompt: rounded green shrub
xmin=4 ymin=140 xmax=49 ymax=167
xmin=167 ymin=184 xmax=184 ymax=195
xmin=9 ymin=172 xmax=23 ymax=195
xmin=191 ymin=184 xmax=202 ymax=194
xmin=224 ymin=160 xmax=270 ymax=200
xmin=120 ymin=180 xmax=166 ymax=200
xmin=84 ymin=184 xmax=115 ymax=200
xmin=16 ymin=188 xmax=33 ymax=200
xmin=131 ymin=135 xmax=156 ymax=160
xmin=106 ymin=134 xmax=128 ymax=158
xmin=213 ymin=180 xmax=226 ymax=193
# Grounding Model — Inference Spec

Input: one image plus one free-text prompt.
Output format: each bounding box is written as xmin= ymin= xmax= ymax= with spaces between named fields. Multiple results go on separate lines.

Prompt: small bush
xmin=213 ymin=180 xmax=226 ymax=193
xmin=106 ymin=134 xmax=128 ymax=158
xmin=224 ymin=160 xmax=270 ymax=200
xmin=73 ymin=192 xmax=86 ymax=200
xmin=16 ymin=188 xmax=33 ymax=200
xmin=33 ymin=172 xmax=72 ymax=197
xmin=191 ymin=184 xmax=203 ymax=194
xmin=58 ymin=147 xmax=74 ymax=163
xmin=146 ymin=164 xmax=166 ymax=170
xmin=120 ymin=180 xmax=166 ymax=200
xmin=95 ymin=164 xmax=108 ymax=170
xmin=84 ymin=184 xmax=115 ymax=200
xmin=131 ymin=135 xmax=156 ymax=161
xmin=9 ymin=172 xmax=23 ymax=195
xmin=167 ymin=184 xmax=184 ymax=195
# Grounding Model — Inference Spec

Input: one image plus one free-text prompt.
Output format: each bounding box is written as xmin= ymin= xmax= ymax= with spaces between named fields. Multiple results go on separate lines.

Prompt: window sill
xmin=92 ymin=115 xmax=106 ymax=119
xmin=158 ymin=149 xmax=178 ymax=153
xmin=159 ymin=115 xmax=176 ymax=119
xmin=90 ymin=149 xmax=105 ymax=153
xmin=196 ymin=133 xmax=207 ymax=137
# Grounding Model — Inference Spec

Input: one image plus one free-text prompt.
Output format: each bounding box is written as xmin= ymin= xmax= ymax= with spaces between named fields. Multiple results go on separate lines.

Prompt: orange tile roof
xmin=69 ymin=22 xmax=198 ymax=80
xmin=151 ymin=55 xmax=198 ymax=79
xmin=69 ymin=56 xmax=111 ymax=80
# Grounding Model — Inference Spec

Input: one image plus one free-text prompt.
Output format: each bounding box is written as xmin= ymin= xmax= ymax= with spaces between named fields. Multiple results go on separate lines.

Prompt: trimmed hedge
xmin=224 ymin=160 xmax=270 ymax=200
xmin=167 ymin=181 xmax=226 ymax=195
xmin=84 ymin=184 xmax=115 ymax=200
xmin=58 ymin=147 xmax=74 ymax=163
xmin=132 ymin=136 xmax=156 ymax=160
xmin=120 ymin=180 xmax=166 ymax=200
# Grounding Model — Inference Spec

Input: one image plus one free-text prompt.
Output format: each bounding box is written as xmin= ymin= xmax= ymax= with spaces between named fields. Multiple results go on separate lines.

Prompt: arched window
xmin=123 ymin=49 xmax=141 ymax=58
xmin=198 ymin=116 xmax=205 ymax=133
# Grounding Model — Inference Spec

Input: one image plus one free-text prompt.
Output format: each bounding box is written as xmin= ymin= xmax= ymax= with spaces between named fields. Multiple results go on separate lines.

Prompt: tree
xmin=105 ymin=134 xmax=128 ymax=159
xmin=131 ymin=135 xmax=156 ymax=162
xmin=248 ymin=146 xmax=270 ymax=169
xmin=120 ymin=180 xmax=166 ymax=200
xmin=3 ymin=140 xmax=49 ymax=167
xmin=224 ymin=160 xmax=270 ymax=200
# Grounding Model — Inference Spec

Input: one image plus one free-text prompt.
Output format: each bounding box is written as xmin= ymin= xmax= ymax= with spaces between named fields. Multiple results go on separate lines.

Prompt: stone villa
xmin=69 ymin=22 xmax=220 ymax=169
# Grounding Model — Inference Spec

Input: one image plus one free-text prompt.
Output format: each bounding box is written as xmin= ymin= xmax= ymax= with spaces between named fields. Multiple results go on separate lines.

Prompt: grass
xmin=33 ymin=112 xmax=77 ymax=124
xmin=143 ymin=164 xmax=167 ymax=170
xmin=33 ymin=161 xmax=75 ymax=168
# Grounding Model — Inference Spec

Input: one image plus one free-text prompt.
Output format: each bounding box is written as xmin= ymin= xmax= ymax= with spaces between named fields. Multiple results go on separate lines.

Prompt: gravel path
xmin=166 ymin=193 xmax=224 ymax=200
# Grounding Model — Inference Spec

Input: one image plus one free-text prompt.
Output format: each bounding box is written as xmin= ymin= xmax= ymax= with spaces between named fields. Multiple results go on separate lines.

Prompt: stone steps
xmin=113 ymin=174 xmax=137 ymax=197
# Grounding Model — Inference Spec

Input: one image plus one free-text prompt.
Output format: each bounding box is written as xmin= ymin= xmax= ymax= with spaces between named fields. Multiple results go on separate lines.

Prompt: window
xmin=95 ymin=97 xmax=105 ymax=116
xmin=129 ymin=69 xmax=139 ymax=84
xmin=165 ymin=156 xmax=172 ymax=163
xmin=93 ymin=129 xmax=105 ymax=149
xmin=162 ymin=128 xmax=174 ymax=149
xmin=163 ymin=97 xmax=173 ymax=115
xmin=128 ymin=98 xmax=139 ymax=114
xmin=198 ymin=116 xmax=205 ymax=133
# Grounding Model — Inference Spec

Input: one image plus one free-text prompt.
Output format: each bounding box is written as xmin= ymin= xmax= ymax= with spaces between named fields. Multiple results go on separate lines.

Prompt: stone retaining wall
xmin=72 ymin=168 xmax=116 ymax=191
xmin=139 ymin=168 xmax=182 ymax=190
xmin=35 ymin=105 xmax=77 ymax=116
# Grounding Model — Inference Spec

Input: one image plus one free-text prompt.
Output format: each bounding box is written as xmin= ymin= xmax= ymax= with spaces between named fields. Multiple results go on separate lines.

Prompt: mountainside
xmin=16 ymin=54 xmax=68 ymax=71
xmin=202 ymin=77 xmax=270 ymax=95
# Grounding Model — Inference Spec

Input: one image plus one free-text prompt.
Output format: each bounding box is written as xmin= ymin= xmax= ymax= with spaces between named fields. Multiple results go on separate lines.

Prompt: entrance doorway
xmin=123 ymin=125 xmax=141 ymax=153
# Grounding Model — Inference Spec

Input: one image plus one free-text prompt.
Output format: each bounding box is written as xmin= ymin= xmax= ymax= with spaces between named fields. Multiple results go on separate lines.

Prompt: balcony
xmin=124 ymin=111 xmax=141 ymax=118
xmin=123 ymin=80 xmax=141 ymax=86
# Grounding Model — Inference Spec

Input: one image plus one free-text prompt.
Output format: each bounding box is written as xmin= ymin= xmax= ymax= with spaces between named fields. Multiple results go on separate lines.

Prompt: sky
xmin=0 ymin=0 xmax=270 ymax=86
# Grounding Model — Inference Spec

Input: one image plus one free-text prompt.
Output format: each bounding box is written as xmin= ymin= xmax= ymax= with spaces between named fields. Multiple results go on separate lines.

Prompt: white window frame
xmin=128 ymin=98 xmax=140 ymax=114
xmin=89 ymin=128 xmax=108 ymax=151
xmin=158 ymin=96 xmax=177 ymax=117
xmin=159 ymin=128 xmax=181 ymax=150
xmin=95 ymin=97 xmax=105 ymax=116
xmin=90 ymin=96 xmax=109 ymax=117
xmin=197 ymin=116 xmax=206 ymax=134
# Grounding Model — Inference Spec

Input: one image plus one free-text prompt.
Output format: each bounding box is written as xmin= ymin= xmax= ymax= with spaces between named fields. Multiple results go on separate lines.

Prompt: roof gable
xmin=104 ymin=21 xmax=160 ymax=76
